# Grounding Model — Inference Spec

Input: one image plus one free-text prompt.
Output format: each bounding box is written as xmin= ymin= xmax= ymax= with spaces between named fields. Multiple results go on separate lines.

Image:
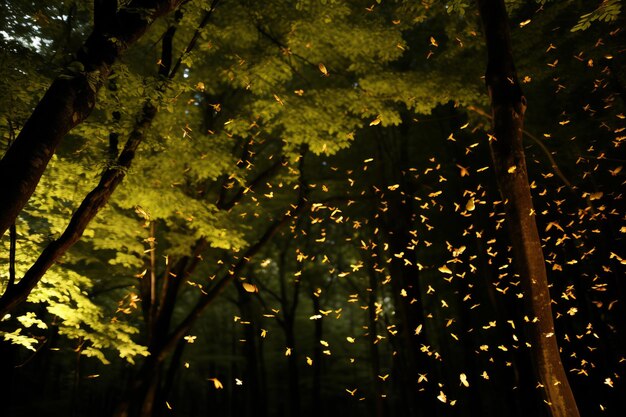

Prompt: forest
xmin=0 ymin=0 xmax=624 ymax=416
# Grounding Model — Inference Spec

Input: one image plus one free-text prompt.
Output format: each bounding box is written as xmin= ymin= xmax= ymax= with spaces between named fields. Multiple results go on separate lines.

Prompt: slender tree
xmin=475 ymin=0 xmax=580 ymax=416
xmin=0 ymin=0 xmax=182 ymax=238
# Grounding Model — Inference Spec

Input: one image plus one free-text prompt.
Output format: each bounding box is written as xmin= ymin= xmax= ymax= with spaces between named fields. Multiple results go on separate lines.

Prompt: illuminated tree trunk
xmin=476 ymin=1 xmax=580 ymax=416
xmin=0 ymin=0 xmax=180 ymax=239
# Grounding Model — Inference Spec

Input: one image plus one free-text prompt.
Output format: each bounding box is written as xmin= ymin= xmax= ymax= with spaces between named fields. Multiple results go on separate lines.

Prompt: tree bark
xmin=476 ymin=1 xmax=580 ymax=416
xmin=0 ymin=0 xmax=180 ymax=238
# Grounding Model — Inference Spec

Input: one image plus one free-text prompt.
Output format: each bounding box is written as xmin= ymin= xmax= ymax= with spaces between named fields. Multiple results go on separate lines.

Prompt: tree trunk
xmin=310 ymin=295 xmax=323 ymax=417
xmin=0 ymin=0 xmax=179 ymax=238
xmin=113 ymin=356 xmax=163 ymax=417
xmin=285 ymin=320 xmax=301 ymax=417
xmin=235 ymin=280 xmax=267 ymax=417
xmin=476 ymin=1 xmax=580 ymax=416
xmin=365 ymin=257 xmax=385 ymax=417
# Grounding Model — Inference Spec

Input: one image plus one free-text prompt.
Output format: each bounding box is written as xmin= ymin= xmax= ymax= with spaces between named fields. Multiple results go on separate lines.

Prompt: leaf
xmin=318 ymin=63 xmax=329 ymax=76
xmin=242 ymin=282 xmax=258 ymax=293
xmin=209 ymin=378 xmax=224 ymax=389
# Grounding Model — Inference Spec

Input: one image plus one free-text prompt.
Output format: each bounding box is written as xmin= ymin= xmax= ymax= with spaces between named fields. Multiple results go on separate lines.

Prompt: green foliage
xmin=572 ymin=0 xmax=621 ymax=31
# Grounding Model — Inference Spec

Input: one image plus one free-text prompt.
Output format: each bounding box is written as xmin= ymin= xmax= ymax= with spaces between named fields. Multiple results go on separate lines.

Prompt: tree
xmin=475 ymin=0 xmax=580 ymax=415
xmin=0 ymin=0 xmax=182 ymax=238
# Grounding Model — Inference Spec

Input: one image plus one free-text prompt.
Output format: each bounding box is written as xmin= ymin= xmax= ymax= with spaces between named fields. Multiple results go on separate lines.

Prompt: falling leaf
xmin=439 ymin=265 xmax=453 ymax=274
xmin=370 ymin=117 xmax=381 ymax=126
xmin=318 ymin=63 xmax=329 ymax=76
xmin=242 ymin=282 xmax=258 ymax=293
xmin=209 ymin=378 xmax=224 ymax=389
xmin=459 ymin=373 xmax=469 ymax=387
xmin=456 ymin=164 xmax=469 ymax=177
xmin=589 ymin=192 xmax=603 ymax=201
xmin=437 ymin=391 xmax=447 ymax=403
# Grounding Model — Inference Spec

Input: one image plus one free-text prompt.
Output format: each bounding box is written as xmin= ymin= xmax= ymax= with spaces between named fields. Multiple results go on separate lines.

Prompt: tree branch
xmin=467 ymin=105 xmax=573 ymax=188
xmin=156 ymin=184 xmax=309 ymax=362
xmin=0 ymin=0 xmax=183 ymax=238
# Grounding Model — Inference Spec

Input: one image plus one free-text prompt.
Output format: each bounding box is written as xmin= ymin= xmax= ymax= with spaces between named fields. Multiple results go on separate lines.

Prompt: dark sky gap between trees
xmin=0 ymin=1 xmax=624 ymax=417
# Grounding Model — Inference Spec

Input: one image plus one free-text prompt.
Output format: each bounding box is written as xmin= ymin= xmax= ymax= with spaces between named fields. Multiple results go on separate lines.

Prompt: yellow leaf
xmin=589 ymin=192 xmax=603 ymax=201
xmin=242 ymin=282 xmax=258 ymax=293
xmin=438 ymin=265 xmax=452 ymax=275
xmin=209 ymin=378 xmax=224 ymax=389
xmin=437 ymin=391 xmax=447 ymax=403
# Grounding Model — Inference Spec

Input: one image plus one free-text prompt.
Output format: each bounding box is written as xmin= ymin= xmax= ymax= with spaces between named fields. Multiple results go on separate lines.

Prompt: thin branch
xmin=157 ymin=183 xmax=309 ymax=362
xmin=168 ymin=0 xmax=220 ymax=79
xmin=468 ymin=105 xmax=573 ymax=188
xmin=0 ymin=2 xmax=220 ymax=316
xmin=0 ymin=102 xmax=157 ymax=317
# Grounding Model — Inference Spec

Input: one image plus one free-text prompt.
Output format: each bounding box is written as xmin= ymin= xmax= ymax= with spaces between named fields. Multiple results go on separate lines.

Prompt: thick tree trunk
xmin=476 ymin=1 xmax=580 ymax=416
xmin=0 ymin=0 xmax=179 ymax=238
